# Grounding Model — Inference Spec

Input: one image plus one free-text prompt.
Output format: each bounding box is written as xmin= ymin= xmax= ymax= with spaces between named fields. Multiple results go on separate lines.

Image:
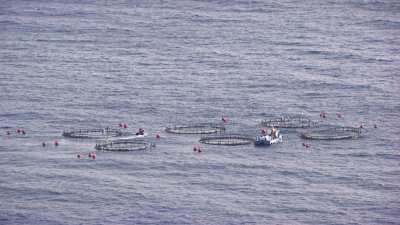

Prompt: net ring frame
xmin=165 ymin=122 xmax=226 ymax=135
xmin=62 ymin=128 xmax=124 ymax=139
xmin=260 ymin=115 xmax=319 ymax=129
xmin=95 ymin=139 xmax=154 ymax=151
xmin=300 ymin=126 xmax=362 ymax=140
xmin=199 ymin=133 xmax=255 ymax=146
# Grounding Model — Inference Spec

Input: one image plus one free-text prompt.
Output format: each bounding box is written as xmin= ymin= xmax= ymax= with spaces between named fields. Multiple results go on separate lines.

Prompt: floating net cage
xmin=260 ymin=115 xmax=319 ymax=129
xmin=199 ymin=134 xmax=254 ymax=146
xmin=95 ymin=139 xmax=154 ymax=151
xmin=300 ymin=126 xmax=362 ymax=140
xmin=165 ymin=123 xmax=225 ymax=135
xmin=62 ymin=128 xmax=124 ymax=139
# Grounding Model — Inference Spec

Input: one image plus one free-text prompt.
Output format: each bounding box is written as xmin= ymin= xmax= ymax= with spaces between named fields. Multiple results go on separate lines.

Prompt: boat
xmin=254 ymin=129 xmax=283 ymax=146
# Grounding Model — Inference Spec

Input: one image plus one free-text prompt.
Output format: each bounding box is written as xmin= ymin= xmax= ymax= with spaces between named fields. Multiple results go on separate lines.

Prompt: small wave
xmin=356 ymin=19 xmax=400 ymax=30
xmin=0 ymin=113 xmax=18 ymax=118
xmin=0 ymin=126 xmax=13 ymax=129
xmin=299 ymin=49 xmax=360 ymax=61
xmin=333 ymin=152 xmax=400 ymax=160
xmin=0 ymin=112 xmax=50 ymax=120
xmin=189 ymin=14 xmax=240 ymax=24
xmin=0 ymin=20 xmax=20 ymax=26
xmin=273 ymin=41 xmax=313 ymax=47
xmin=35 ymin=39 xmax=96 ymax=44
xmin=351 ymin=1 xmax=400 ymax=13
xmin=375 ymin=153 xmax=400 ymax=160
xmin=348 ymin=152 xmax=371 ymax=158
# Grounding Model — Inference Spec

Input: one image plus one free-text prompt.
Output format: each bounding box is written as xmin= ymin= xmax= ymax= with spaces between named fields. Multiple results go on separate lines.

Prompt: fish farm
xmin=199 ymin=134 xmax=254 ymax=146
xmin=62 ymin=128 xmax=125 ymax=139
xmin=165 ymin=123 xmax=225 ymax=134
xmin=58 ymin=114 xmax=364 ymax=152
xmin=260 ymin=115 xmax=319 ymax=129
xmin=95 ymin=139 xmax=154 ymax=151
xmin=300 ymin=126 xmax=362 ymax=140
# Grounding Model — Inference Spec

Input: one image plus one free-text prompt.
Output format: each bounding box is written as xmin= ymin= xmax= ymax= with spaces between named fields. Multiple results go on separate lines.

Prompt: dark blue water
xmin=1 ymin=0 xmax=399 ymax=224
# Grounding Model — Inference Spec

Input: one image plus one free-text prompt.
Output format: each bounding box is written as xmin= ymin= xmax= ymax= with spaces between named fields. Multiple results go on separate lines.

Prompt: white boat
xmin=254 ymin=129 xmax=283 ymax=146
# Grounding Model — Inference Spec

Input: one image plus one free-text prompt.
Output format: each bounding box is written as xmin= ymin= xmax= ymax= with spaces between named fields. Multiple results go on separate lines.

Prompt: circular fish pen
xmin=300 ymin=126 xmax=362 ymax=140
xmin=62 ymin=128 xmax=124 ymax=139
xmin=95 ymin=139 xmax=153 ymax=151
xmin=260 ymin=115 xmax=318 ymax=129
xmin=165 ymin=123 xmax=225 ymax=135
xmin=199 ymin=134 xmax=254 ymax=146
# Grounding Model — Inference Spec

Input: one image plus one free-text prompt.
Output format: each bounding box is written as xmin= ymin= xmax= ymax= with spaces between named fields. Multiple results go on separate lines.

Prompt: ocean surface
xmin=1 ymin=0 xmax=399 ymax=224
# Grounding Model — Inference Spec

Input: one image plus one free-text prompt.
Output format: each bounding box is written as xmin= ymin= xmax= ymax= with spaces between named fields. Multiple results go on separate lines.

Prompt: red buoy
xmin=261 ymin=129 xmax=267 ymax=135
xmin=193 ymin=146 xmax=197 ymax=152
xmin=17 ymin=129 xmax=21 ymax=134
xmin=54 ymin=140 xmax=59 ymax=146
xmin=156 ymin=133 xmax=161 ymax=139
xmin=123 ymin=124 xmax=128 ymax=129
xmin=92 ymin=153 xmax=96 ymax=160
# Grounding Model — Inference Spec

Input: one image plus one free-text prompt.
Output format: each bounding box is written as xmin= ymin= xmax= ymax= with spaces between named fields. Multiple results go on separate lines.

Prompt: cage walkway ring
xmin=300 ymin=126 xmax=362 ymax=140
xmin=95 ymin=139 xmax=154 ymax=151
xmin=199 ymin=134 xmax=254 ymax=146
xmin=260 ymin=116 xmax=319 ymax=129
xmin=62 ymin=128 xmax=125 ymax=139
